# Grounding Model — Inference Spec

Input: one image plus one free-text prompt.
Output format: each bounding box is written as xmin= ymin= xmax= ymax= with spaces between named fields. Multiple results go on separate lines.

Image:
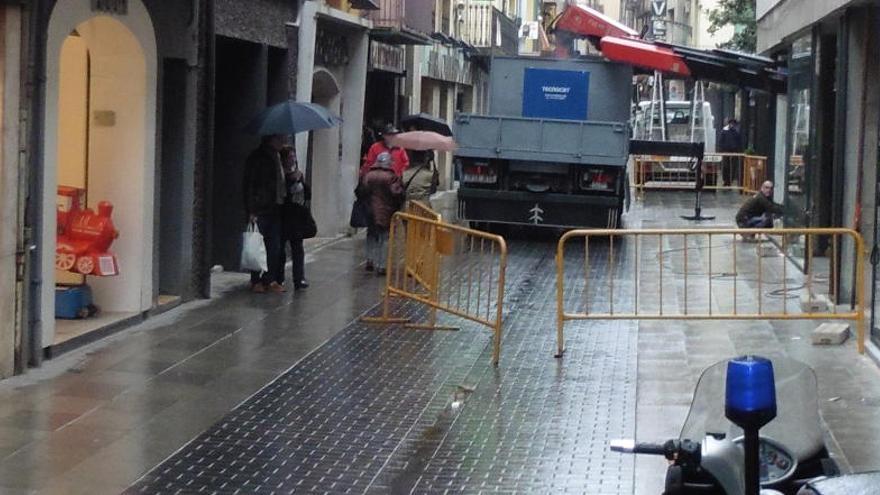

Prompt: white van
xmin=632 ymin=100 xmax=716 ymax=154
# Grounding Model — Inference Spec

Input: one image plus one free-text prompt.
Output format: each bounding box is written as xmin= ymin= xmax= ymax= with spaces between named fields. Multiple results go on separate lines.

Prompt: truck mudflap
xmin=458 ymin=188 xmax=623 ymax=229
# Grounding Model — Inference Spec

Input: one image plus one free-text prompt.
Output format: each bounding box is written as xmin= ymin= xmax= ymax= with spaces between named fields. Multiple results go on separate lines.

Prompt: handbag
xmin=429 ymin=161 xmax=440 ymax=195
xmin=300 ymin=207 xmax=318 ymax=239
xmin=240 ymin=220 xmax=268 ymax=272
xmin=349 ymin=198 xmax=370 ymax=228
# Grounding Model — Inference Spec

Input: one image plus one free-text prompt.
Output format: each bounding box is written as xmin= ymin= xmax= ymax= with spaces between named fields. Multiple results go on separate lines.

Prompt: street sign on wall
xmin=651 ymin=0 xmax=667 ymax=41
xmin=522 ymin=68 xmax=590 ymax=120
xmin=652 ymin=0 xmax=667 ymax=17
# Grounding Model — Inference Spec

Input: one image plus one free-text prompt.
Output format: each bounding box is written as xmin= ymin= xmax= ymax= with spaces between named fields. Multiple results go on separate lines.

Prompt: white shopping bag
xmin=240 ymin=221 xmax=268 ymax=272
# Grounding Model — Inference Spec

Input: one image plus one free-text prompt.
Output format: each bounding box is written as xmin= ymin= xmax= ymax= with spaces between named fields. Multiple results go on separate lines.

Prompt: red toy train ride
xmin=56 ymin=186 xmax=119 ymax=277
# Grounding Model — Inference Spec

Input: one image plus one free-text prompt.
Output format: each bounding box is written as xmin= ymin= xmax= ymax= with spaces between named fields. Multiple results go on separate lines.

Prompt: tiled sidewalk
xmin=127 ymin=241 xmax=640 ymax=494
xmin=0 ymin=192 xmax=878 ymax=495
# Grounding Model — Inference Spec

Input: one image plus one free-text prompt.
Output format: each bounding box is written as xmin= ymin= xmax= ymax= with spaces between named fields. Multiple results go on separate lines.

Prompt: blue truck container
xmin=455 ymin=56 xmax=633 ymax=228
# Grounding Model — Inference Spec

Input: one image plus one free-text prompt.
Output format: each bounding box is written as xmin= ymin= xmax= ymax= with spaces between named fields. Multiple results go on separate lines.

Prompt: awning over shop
xmin=599 ymin=37 xmax=691 ymax=77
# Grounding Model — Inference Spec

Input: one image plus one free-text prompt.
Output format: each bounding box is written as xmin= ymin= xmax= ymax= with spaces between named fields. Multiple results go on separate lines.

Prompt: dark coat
xmin=719 ymin=126 xmax=743 ymax=152
xmin=243 ymin=145 xmax=283 ymax=216
xmin=281 ymin=178 xmax=313 ymax=240
xmin=736 ymin=193 xmax=784 ymax=226
xmin=363 ymin=166 xmax=404 ymax=229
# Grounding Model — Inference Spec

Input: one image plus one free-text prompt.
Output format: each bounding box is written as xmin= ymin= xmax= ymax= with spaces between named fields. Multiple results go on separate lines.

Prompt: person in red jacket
xmin=360 ymin=124 xmax=409 ymax=177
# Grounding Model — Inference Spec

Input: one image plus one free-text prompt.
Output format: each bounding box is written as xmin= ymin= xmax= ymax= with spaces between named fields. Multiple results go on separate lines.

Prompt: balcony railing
xmin=366 ymin=0 xmax=435 ymax=44
xmin=459 ymin=1 xmax=518 ymax=55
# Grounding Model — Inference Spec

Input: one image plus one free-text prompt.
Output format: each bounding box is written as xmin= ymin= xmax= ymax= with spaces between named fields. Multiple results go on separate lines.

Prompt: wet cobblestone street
xmin=1 ymin=191 xmax=878 ymax=495
xmin=127 ymin=239 xmax=639 ymax=494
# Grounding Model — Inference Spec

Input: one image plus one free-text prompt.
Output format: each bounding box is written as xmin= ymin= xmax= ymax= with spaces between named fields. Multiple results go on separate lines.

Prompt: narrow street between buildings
xmin=1 ymin=191 xmax=877 ymax=494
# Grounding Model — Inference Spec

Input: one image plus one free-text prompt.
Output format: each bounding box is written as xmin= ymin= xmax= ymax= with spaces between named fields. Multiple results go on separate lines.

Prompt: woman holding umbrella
xmin=401 ymin=150 xmax=439 ymax=203
xmin=243 ymin=100 xmax=341 ymax=292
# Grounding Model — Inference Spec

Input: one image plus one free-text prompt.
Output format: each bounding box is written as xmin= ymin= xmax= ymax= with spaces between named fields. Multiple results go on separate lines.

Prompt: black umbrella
xmin=399 ymin=113 xmax=453 ymax=136
xmin=244 ymin=101 xmax=342 ymax=135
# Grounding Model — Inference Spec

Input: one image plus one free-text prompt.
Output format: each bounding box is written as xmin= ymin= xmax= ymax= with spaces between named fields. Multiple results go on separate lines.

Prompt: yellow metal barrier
xmin=556 ymin=228 xmax=866 ymax=357
xmin=404 ymin=201 xmax=442 ymax=289
xmin=363 ymin=211 xmax=508 ymax=366
xmin=634 ymin=153 xmax=767 ymax=195
xmin=405 ymin=200 xmax=441 ymax=221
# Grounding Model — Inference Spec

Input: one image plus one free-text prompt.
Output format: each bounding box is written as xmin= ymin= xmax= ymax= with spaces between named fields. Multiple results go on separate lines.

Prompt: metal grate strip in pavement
xmin=125 ymin=244 xmax=549 ymax=494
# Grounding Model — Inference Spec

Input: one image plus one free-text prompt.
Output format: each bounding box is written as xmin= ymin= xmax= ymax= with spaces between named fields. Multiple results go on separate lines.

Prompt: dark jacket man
xmin=243 ymin=137 xmax=285 ymax=217
xmin=736 ymin=181 xmax=783 ymax=228
xmin=719 ymin=119 xmax=743 ymax=152
xmin=242 ymin=134 xmax=286 ymax=292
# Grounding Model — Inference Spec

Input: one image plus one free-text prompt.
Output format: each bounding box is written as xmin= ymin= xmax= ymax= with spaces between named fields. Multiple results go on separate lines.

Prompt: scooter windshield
xmin=680 ymin=356 xmax=824 ymax=460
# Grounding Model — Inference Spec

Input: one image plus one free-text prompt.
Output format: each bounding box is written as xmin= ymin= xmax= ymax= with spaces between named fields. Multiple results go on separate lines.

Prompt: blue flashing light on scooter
xmin=725 ymin=356 xmax=778 ymax=495
xmin=610 ymin=356 xmax=848 ymax=494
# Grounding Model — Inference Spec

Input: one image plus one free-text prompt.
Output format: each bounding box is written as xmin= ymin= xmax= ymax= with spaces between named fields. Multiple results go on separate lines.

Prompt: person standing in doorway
xmin=279 ymin=145 xmax=311 ymax=290
xmin=718 ymin=118 xmax=743 ymax=187
xmin=243 ymin=134 xmax=286 ymax=293
xmin=360 ymin=124 xmax=410 ymax=177
xmin=363 ymin=151 xmax=405 ymax=275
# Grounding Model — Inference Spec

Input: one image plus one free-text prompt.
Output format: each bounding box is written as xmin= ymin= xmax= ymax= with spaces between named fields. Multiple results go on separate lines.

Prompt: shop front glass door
xmin=784 ymin=34 xmax=814 ymax=266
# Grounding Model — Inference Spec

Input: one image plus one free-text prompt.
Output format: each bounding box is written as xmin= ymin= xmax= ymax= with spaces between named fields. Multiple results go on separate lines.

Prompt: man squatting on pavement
xmin=736 ymin=180 xmax=784 ymax=239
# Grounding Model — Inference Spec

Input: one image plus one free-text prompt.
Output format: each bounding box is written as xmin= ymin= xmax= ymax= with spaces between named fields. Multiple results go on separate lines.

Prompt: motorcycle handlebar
xmin=610 ymin=439 xmax=667 ymax=455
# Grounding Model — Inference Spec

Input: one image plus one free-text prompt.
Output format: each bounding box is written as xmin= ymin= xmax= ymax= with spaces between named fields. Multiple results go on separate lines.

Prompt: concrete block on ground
xmin=811 ymin=322 xmax=850 ymax=345
xmin=800 ymin=292 xmax=831 ymax=313
xmin=756 ymin=243 xmax=778 ymax=257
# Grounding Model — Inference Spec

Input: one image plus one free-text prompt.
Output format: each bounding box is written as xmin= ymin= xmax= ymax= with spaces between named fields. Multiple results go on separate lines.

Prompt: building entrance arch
xmin=309 ymin=67 xmax=342 ymax=237
xmin=41 ymin=0 xmax=157 ymax=346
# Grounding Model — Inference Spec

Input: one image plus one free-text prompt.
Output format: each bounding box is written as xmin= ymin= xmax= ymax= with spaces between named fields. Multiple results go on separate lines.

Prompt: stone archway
xmin=309 ymin=67 xmax=342 ymax=237
xmin=42 ymin=0 xmax=157 ymax=346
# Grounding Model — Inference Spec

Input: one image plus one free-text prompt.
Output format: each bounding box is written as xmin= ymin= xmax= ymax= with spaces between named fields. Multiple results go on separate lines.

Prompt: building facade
xmin=366 ymin=0 xmax=517 ymax=219
xmin=758 ymin=0 xmax=880 ymax=356
xmin=3 ymin=0 xmax=316 ymax=378
xmin=0 ymin=0 xmax=513 ymax=379
xmin=16 ymin=0 xmax=213 ymax=369
xmin=0 ymin=3 xmax=24 ymax=378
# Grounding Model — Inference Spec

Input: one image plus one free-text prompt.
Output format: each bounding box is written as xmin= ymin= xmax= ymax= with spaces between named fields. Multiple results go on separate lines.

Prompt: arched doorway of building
xmin=309 ymin=68 xmax=342 ymax=236
xmin=42 ymin=1 xmax=157 ymax=347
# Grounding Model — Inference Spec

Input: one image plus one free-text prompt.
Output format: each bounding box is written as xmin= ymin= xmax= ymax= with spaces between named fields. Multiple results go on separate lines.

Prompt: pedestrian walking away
xmin=242 ymin=134 xmax=287 ymax=293
xmin=718 ymin=118 xmax=743 ymax=187
xmin=736 ymin=180 xmax=783 ymax=239
xmin=363 ymin=151 xmax=405 ymax=275
xmin=360 ymin=123 xmax=410 ymax=177
xmin=279 ymin=145 xmax=313 ymax=290
xmin=401 ymin=150 xmax=440 ymax=204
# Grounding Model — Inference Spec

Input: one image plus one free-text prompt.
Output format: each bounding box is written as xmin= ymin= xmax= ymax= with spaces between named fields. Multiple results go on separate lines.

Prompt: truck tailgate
xmin=455 ymin=114 xmax=629 ymax=167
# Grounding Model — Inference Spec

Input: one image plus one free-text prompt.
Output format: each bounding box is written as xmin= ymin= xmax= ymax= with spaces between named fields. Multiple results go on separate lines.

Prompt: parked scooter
xmin=612 ymin=356 xmax=841 ymax=494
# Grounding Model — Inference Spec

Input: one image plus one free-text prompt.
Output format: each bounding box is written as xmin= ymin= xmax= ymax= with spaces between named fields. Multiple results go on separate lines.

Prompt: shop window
xmin=784 ymin=34 xmax=813 ymax=233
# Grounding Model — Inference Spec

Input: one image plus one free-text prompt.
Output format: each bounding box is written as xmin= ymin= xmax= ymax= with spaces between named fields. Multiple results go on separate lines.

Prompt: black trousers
xmin=279 ymin=235 xmax=305 ymax=285
xmin=721 ymin=156 xmax=739 ymax=186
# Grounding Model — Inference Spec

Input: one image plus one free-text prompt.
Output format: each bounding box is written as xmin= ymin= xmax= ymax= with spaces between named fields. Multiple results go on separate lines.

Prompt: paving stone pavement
xmin=630 ymin=191 xmax=880 ymax=494
xmin=124 ymin=191 xmax=880 ymax=495
xmin=3 ymin=191 xmax=878 ymax=495
xmin=126 ymin=240 xmax=640 ymax=494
